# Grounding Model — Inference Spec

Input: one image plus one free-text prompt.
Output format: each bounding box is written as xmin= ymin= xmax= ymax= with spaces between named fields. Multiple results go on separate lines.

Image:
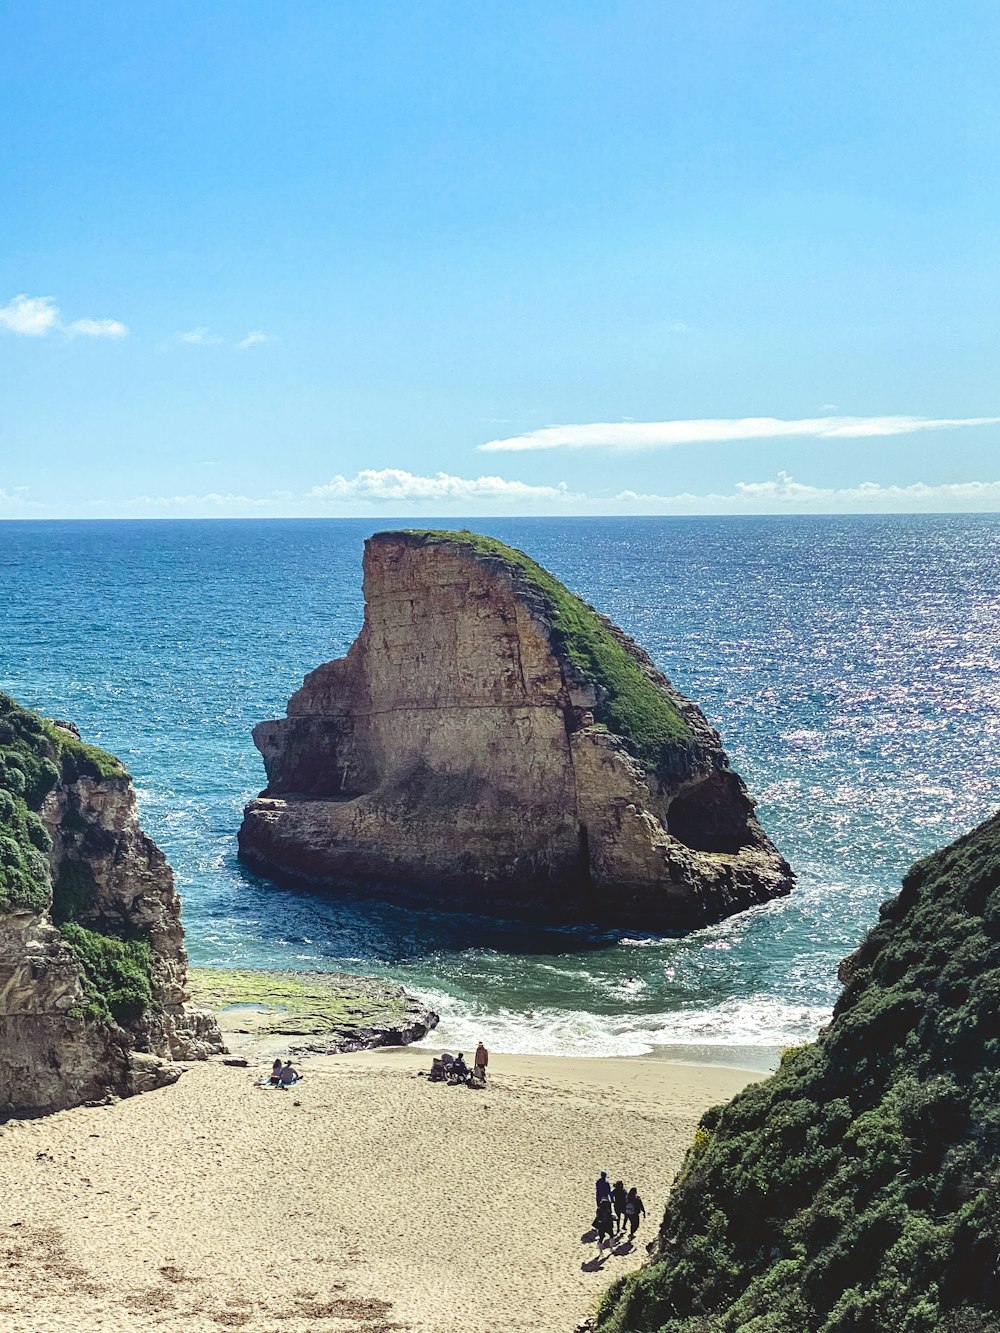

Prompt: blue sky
xmin=2 ymin=1 xmax=999 ymax=517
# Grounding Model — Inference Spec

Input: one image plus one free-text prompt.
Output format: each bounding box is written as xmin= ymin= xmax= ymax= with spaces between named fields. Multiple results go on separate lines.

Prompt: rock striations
xmin=0 ymin=694 xmax=222 ymax=1114
xmin=239 ymin=530 xmax=792 ymax=927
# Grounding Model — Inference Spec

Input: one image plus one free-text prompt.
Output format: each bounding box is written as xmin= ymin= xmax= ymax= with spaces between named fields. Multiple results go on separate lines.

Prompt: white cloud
xmin=66 ymin=317 xmax=128 ymax=339
xmin=613 ymin=471 xmax=1000 ymax=514
xmin=177 ymin=327 xmax=224 ymax=346
xmin=478 ymin=414 xmax=1000 ymax=453
xmin=128 ymin=491 xmax=284 ymax=510
xmin=0 ymin=295 xmax=61 ymax=336
xmin=309 ymin=468 xmax=579 ymax=505
xmin=237 ymin=330 xmax=271 ymax=349
xmin=0 ymin=486 xmax=35 ymax=510
xmin=22 ymin=467 xmax=1000 ymax=519
xmin=0 ymin=293 xmax=128 ymax=339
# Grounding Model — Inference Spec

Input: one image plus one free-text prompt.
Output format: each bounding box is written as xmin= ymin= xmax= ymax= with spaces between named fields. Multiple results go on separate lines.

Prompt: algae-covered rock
xmin=595 ymin=809 xmax=1000 ymax=1333
xmin=239 ymin=529 xmax=791 ymax=927
xmin=0 ymin=693 xmax=222 ymax=1114
xmin=188 ymin=967 xmax=438 ymax=1053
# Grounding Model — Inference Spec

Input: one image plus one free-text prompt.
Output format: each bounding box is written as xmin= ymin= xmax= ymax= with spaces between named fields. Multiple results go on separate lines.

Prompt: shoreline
xmin=196 ymin=964 xmax=787 ymax=1075
xmin=0 ymin=1046 xmax=762 ymax=1333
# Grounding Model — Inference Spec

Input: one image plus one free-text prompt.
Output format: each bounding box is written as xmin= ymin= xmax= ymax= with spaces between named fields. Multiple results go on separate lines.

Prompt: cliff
xmin=594 ymin=809 xmax=1000 ymax=1333
xmin=0 ymin=693 xmax=222 ymax=1114
xmin=239 ymin=529 xmax=791 ymax=927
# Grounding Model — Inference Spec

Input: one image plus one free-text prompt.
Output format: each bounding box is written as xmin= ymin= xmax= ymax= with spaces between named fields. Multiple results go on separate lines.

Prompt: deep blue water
xmin=2 ymin=516 xmax=998 ymax=1057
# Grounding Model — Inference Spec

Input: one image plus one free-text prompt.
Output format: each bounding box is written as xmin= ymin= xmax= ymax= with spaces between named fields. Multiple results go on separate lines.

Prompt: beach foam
xmin=414 ymin=988 xmax=832 ymax=1058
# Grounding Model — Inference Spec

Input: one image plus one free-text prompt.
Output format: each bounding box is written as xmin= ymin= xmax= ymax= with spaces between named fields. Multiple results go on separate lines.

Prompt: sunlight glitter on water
xmin=2 ymin=514 xmax=998 ymax=1057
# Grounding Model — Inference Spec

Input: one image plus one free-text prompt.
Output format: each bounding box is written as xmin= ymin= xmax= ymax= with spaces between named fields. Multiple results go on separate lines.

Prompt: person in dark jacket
xmin=596 ymin=1195 xmax=615 ymax=1251
xmin=611 ymin=1179 xmax=627 ymax=1231
xmin=595 ymin=1171 xmax=612 ymax=1206
xmin=625 ymin=1186 xmax=646 ymax=1237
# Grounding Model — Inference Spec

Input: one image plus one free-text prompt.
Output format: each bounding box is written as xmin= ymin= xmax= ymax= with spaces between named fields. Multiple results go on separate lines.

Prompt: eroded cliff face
xmin=239 ymin=531 xmax=792 ymax=927
xmin=0 ymin=697 xmax=222 ymax=1114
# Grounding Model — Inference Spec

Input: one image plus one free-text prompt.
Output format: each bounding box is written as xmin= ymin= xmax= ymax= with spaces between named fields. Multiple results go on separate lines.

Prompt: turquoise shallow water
xmin=2 ymin=515 xmax=998 ymax=1056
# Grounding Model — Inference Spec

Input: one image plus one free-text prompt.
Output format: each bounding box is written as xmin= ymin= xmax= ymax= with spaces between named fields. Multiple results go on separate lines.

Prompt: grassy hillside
xmin=391 ymin=529 xmax=693 ymax=775
xmin=596 ymin=810 xmax=1000 ymax=1333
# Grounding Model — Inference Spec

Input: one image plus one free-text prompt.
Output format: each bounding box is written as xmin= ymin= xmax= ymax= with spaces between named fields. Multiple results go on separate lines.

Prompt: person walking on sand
xmin=612 ymin=1179 xmax=627 ymax=1232
xmin=474 ymin=1041 xmax=488 ymax=1082
xmin=596 ymin=1195 xmax=615 ymax=1252
xmin=625 ymin=1186 xmax=646 ymax=1237
xmin=595 ymin=1171 xmax=612 ymax=1208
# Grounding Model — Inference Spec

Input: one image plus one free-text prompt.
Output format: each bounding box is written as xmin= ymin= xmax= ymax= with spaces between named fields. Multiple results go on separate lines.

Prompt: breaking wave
xmin=414 ymin=989 xmax=832 ymax=1059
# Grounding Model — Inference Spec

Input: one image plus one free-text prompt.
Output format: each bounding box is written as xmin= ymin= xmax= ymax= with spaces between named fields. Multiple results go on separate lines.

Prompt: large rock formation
xmin=594 ymin=809 xmax=1000 ymax=1333
xmin=0 ymin=694 xmax=222 ymax=1114
xmin=239 ymin=530 xmax=791 ymax=927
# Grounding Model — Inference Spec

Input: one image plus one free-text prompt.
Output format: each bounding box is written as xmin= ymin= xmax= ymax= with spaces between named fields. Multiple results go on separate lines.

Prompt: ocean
xmin=2 ymin=515 xmax=998 ymax=1060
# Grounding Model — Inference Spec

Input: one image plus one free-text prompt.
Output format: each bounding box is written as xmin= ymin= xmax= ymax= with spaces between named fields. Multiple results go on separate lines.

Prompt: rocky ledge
xmin=239 ymin=530 xmax=791 ymax=928
xmin=188 ymin=967 xmax=438 ymax=1057
xmin=0 ymin=694 xmax=223 ymax=1114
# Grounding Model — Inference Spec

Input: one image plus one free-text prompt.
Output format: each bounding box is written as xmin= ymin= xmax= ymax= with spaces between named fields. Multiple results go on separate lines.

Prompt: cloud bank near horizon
xmin=308 ymin=468 xmax=578 ymax=505
xmin=0 ymin=294 xmax=127 ymax=339
xmin=4 ymin=468 xmax=1000 ymax=518
xmin=478 ymin=415 xmax=1000 ymax=453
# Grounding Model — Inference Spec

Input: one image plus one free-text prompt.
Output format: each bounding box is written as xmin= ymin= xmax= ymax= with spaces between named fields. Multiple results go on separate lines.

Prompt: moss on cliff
xmin=39 ymin=719 xmax=123 ymax=780
xmin=0 ymin=692 xmax=152 ymax=1027
xmin=0 ymin=694 xmax=60 ymax=911
xmin=394 ymin=530 xmax=692 ymax=774
xmin=59 ymin=921 xmax=155 ymax=1027
xmin=595 ymin=810 xmax=1000 ymax=1333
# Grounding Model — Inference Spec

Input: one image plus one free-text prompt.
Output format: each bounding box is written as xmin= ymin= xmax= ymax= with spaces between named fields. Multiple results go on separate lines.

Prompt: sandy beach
xmin=0 ymin=1047 xmax=760 ymax=1333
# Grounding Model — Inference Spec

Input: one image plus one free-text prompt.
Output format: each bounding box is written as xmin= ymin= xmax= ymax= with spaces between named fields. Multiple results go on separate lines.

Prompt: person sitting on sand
xmin=269 ymin=1058 xmax=283 ymax=1087
xmin=474 ymin=1041 xmax=488 ymax=1082
xmin=596 ymin=1195 xmax=615 ymax=1251
xmin=278 ymin=1060 xmax=300 ymax=1089
xmin=625 ymin=1186 xmax=646 ymax=1237
xmin=451 ymin=1052 xmax=469 ymax=1081
xmin=612 ymin=1179 xmax=627 ymax=1231
xmin=595 ymin=1171 xmax=612 ymax=1206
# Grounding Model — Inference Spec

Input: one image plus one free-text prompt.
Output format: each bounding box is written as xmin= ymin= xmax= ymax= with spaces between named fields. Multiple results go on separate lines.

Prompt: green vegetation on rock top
xmin=59 ymin=920 xmax=155 ymax=1027
xmin=39 ymin=719 xmax=124 ymax=780
xmin=0 ymin=694 xmax=61 ymax=912
xmin=595 ymin=808 xmax=1000 ymax=1333
xmin=387 ymin=529 xmax=692 ymax=773
xmin=0 ymin=692 xmax=151 ymax=1029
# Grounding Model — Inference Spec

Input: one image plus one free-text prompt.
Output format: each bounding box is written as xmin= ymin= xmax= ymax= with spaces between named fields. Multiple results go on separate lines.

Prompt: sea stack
xmin=239 ymin=530 xmax=792 ymax=927
xmin=0 ymin=694 xmax=222 ymax=1114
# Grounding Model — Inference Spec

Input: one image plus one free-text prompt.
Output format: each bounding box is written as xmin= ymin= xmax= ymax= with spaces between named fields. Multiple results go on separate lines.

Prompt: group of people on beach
xmin=593 ymin=1171 xmax=646 ymax=1250
xmin=430 ymin=1041 xmax=489 ymax=1086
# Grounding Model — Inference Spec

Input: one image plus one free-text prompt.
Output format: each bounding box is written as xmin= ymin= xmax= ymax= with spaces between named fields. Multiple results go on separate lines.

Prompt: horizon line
xmin=1 ymin=509 xmax=999 ymax=523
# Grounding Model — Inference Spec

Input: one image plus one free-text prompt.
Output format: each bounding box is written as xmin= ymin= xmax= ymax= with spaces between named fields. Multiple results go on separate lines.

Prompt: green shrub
xmin=59 ymin=920 xmax=154 ymax=1027
xmin=394 ymin=530 xmax=692 ymax=776
xmin=595 ymin=810 xmax=1000 ymax=1332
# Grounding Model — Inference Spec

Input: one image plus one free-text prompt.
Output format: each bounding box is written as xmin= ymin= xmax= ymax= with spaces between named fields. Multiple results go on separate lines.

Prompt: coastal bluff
xmin=0 ymin=693 xmax=222 ymax=1114
xmin=594 ymin=809 xmax=1000 ymax=1332
xmin=239 ymin=529 xmax=791 ymax=926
